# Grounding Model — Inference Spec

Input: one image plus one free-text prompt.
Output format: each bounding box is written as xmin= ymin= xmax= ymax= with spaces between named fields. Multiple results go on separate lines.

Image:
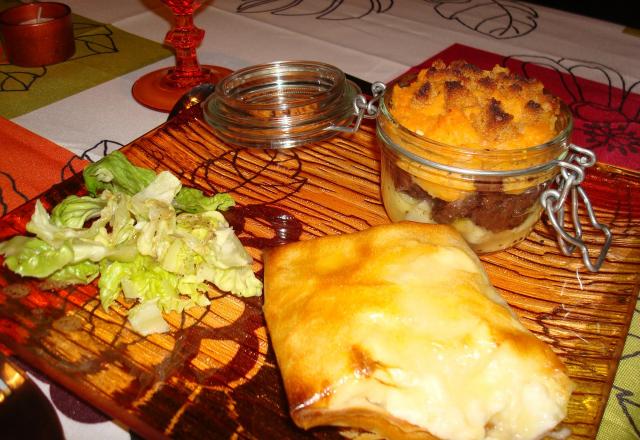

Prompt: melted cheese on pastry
xmin=263 ymin=222 xmax=573 ymax=440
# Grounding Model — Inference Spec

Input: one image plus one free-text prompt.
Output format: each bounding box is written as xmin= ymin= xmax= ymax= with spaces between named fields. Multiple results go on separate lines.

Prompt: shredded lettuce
xmin=0 ymin=152 xmax=262 ymax=336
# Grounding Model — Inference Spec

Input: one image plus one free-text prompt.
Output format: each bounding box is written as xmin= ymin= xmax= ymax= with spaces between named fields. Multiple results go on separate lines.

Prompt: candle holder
xmin=0 ymin=2 xmax=75 ymax=67
xmin=131 ymin=0 xmax=232 ymax=112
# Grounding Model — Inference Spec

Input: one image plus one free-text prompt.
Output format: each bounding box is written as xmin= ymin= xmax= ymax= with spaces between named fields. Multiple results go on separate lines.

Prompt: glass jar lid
xmin=202 ymin=60 xmax=361 ymax=149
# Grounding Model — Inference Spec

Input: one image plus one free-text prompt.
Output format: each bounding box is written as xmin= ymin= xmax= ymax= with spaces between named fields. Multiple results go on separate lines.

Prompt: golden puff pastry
xmin=262 ymin=222 xmax=573 ymax=440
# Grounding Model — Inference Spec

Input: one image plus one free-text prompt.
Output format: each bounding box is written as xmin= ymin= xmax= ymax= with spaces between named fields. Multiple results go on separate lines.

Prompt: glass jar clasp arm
xmin=541 ymin=144 xmax=612 ymax=272
xmin=330 ymin=82 xmax=386 ymax=133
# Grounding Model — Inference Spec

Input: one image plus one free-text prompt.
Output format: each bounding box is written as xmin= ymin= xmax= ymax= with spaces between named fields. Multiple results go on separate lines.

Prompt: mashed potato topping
xmin=390 ymin=60 xmax=561 ymax=151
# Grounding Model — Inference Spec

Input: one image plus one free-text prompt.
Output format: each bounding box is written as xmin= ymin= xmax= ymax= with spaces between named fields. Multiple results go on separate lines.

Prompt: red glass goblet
xmin=132 ymin=0 xmax=232 ymax=112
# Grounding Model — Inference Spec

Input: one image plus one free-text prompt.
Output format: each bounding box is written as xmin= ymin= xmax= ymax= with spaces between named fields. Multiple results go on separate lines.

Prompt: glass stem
xmin=165 ymin=13 xmax=207 ymax=84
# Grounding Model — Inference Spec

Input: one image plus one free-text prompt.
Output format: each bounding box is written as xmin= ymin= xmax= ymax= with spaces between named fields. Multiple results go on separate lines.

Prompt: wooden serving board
xmin=0 ymin=106 xmax=638 ymax=439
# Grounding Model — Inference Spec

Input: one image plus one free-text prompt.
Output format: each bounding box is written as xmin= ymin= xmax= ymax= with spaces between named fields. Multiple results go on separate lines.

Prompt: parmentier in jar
xmin=377 ymin=60 xmax=572 ymax=253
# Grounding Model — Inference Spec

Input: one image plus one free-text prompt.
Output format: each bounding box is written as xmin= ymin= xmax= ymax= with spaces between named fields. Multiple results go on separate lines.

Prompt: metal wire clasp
xmin=540 ymin=145 xmax=612 ymax=272
xmin=330 ymin=82 xmax=386 ymax=133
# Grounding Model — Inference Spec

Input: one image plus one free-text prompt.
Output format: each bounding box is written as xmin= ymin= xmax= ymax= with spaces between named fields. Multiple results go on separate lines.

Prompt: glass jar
xmin=202 ymin=61 xmax=361 ymax=149
xmin=377 ymin=90 xmax=573 ymax=254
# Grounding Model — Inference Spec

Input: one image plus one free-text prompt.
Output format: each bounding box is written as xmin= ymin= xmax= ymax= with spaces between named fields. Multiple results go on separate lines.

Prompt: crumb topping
xmin=390 ymin=60 xmax=562 ymax=149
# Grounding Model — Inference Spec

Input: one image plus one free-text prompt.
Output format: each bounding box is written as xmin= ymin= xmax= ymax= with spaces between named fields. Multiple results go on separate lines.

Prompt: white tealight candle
xmin=19 ymin=6 xmax=53 ymax=25
xmin=19 ymin=16 xmax=54 ymax=25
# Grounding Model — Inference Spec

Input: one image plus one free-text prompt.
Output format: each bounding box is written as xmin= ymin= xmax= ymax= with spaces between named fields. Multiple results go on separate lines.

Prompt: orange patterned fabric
xmin=0 ymin=116 xmax=87 ymax=216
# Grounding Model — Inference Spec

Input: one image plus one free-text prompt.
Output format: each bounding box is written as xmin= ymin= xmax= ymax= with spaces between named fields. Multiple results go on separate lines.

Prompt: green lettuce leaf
xmin=83 ymin=150 xmax=156 ymax=196
xmin=0 ymin=236 xmax=73 ymax=278
xmin=173 ymin=187 xmax=235 ymax=213
xmin=50 ymin=195 xmax=107 ymax=228
xmin=198 ymin=263 xmax=263 ymax=298
xmin=48 ymin=260 xmax=100 ymax=285
xmin=27 ymin=200 xmax=101 ymax=246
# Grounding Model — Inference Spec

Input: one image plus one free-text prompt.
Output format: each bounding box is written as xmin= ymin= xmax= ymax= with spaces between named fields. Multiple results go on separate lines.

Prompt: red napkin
xmin=398 ymin=44 xmax=640 ymax=171
xmin=0 ymin=117 xmax=87 ymax=216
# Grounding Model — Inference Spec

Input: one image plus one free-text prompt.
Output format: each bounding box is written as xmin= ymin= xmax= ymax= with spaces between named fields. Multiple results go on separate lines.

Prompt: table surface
xmin=1 ymin=1 xmax=639 ymax=439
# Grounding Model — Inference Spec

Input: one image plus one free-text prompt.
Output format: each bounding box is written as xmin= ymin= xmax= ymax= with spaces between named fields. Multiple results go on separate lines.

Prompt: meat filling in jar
xmin=377 ymin=60 xmax=571 ymax=253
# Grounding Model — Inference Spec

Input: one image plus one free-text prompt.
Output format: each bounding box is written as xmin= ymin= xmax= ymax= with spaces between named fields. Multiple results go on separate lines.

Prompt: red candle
xmin=0 ymin=2 xmax=74 ymax=67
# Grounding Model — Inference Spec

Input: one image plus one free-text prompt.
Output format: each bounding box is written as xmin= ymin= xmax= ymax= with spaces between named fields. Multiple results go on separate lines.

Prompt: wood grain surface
xmin=0 ymin=106 xmax=638 ymax=439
